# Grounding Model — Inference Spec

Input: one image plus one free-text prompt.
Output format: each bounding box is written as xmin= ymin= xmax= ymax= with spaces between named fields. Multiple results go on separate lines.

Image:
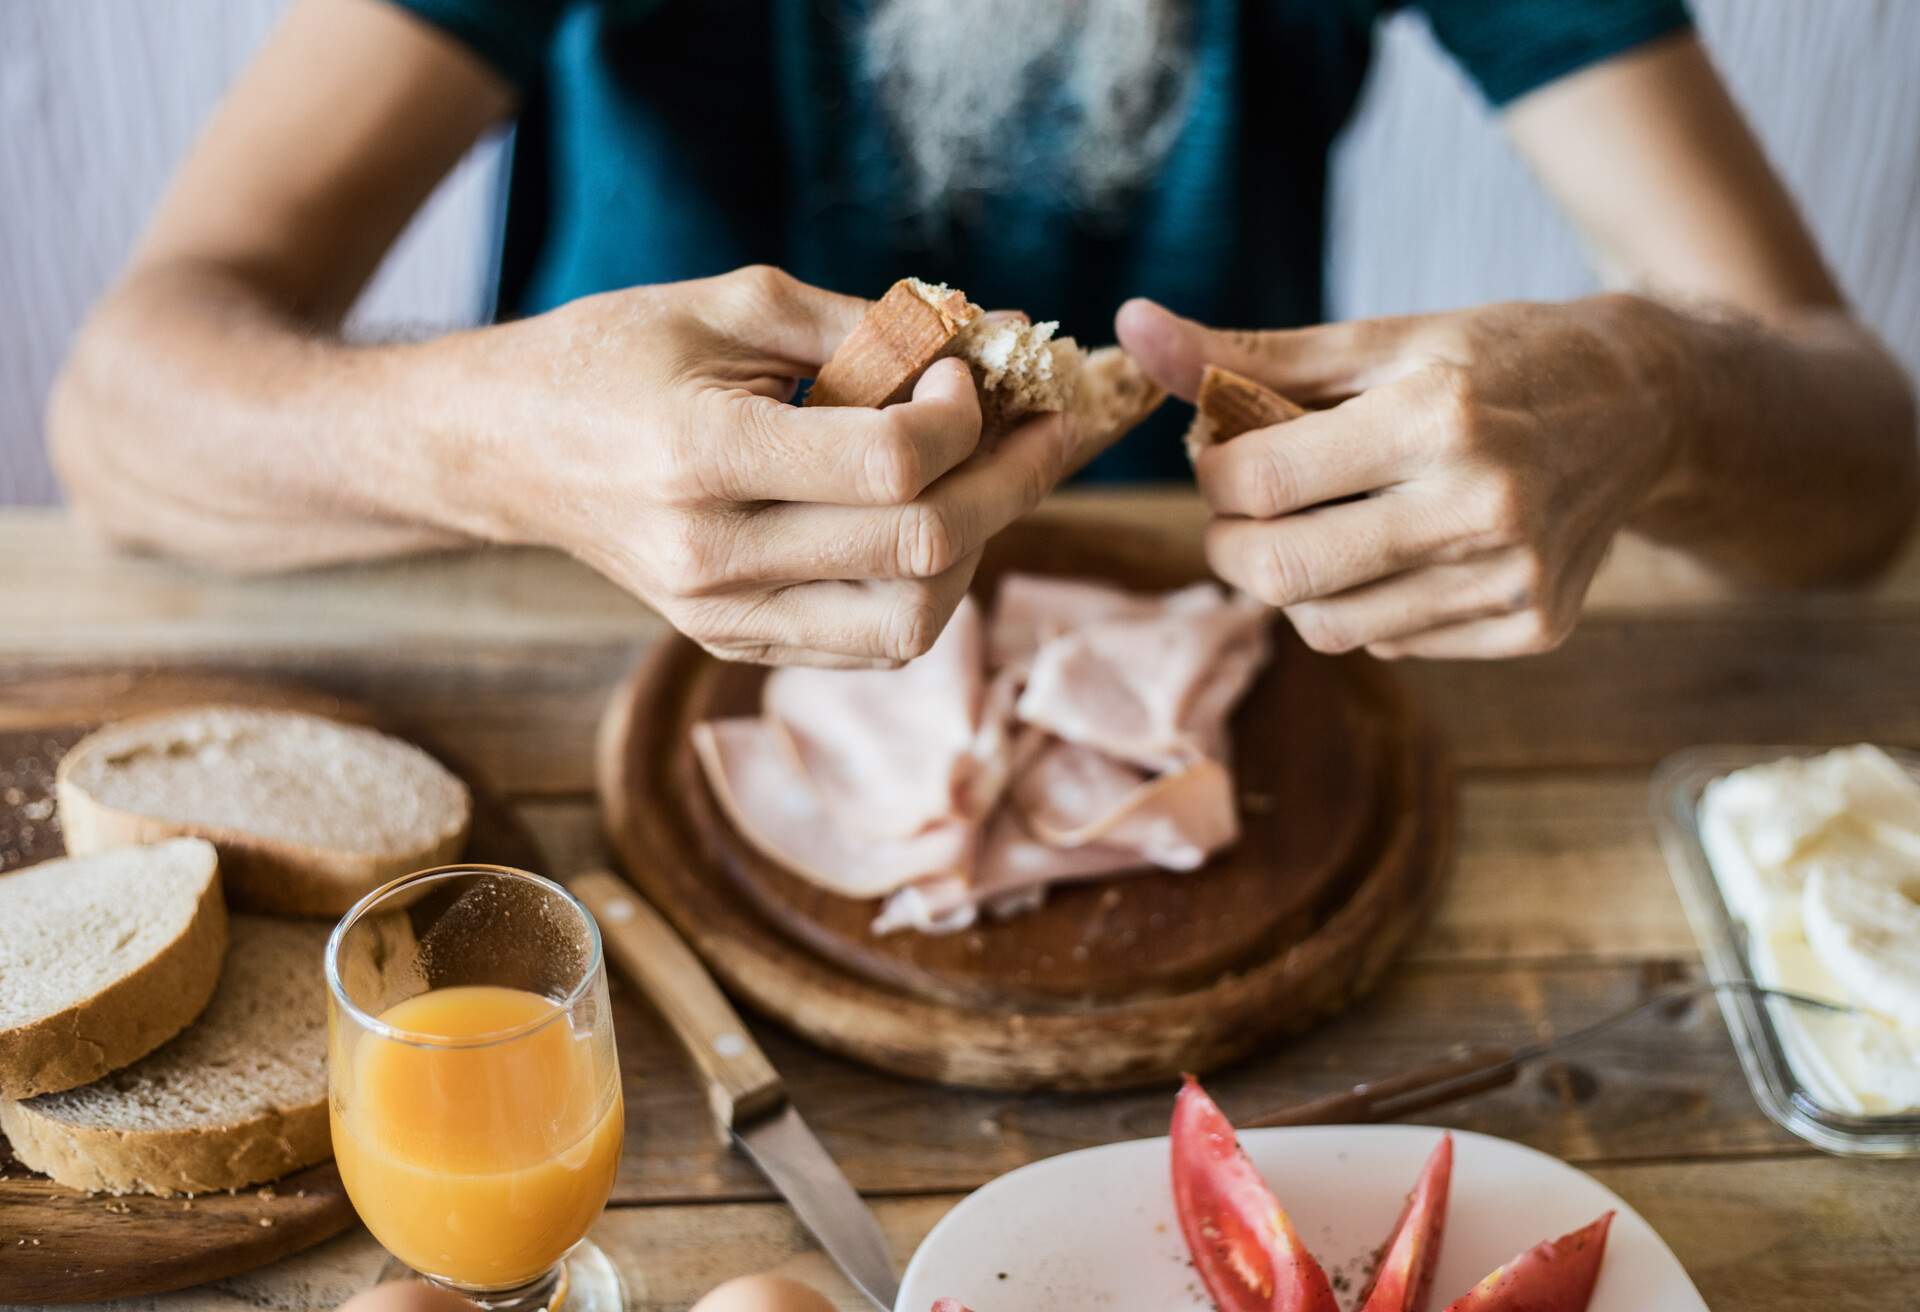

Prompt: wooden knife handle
xmin=1243 ymin=1047 xmax=1518 ymax=1128
xmin=571 ymin=869 xmax=786 ymax=1132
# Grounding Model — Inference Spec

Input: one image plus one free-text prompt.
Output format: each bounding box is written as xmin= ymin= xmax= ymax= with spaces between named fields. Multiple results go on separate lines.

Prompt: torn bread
xmin=0 ymin=916 xmax=332 ymax=1196
xmin=1183 ymin=364 xmax=1308 ymax=462
xmin=57 ymin=706 xmax=472 ymax=917
xmin=0 ymin=839 xmax=226 ymax=1101
xmin=1070 ymin=346 xmax=1169 ymax=467
xmin=809 ymin=277 xmax=1165 ymax=450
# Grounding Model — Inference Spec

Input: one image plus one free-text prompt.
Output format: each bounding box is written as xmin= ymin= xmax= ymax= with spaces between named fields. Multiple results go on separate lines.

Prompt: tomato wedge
xmin=1171 ymin=1076 xmax=1339 ymax=1312
xmin=929 ymin=1302 xmax=973 ymax=1312
xmin=1442 ymin=1212 xmax=1613 ymax=1312
xmin=1355 ymin=1133 xmax=1453 ymax=1312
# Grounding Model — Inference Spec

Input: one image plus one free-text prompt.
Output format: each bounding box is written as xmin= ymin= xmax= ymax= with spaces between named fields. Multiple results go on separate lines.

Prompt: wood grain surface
xmin=3 ymin=498 xmax=1917 ymax=1310
xmin=0 ymin=673 xmax=543 ymax=1305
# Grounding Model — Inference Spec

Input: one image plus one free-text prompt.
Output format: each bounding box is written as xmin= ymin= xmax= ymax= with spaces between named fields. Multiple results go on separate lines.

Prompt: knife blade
xmin=571 ymin=870 xmax=901 ymax=1311
xmin=735 ymin=1105 xmax=901 ymax=1310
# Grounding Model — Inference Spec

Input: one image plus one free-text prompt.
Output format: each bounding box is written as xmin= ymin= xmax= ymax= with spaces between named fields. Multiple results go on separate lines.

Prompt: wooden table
xmin=3 ymin=492 xmax=1917 ymax=1311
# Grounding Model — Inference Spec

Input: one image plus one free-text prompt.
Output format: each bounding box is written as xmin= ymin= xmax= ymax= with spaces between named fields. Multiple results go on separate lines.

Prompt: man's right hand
xmin=435 ymin=266 xmax=1074 ymax=667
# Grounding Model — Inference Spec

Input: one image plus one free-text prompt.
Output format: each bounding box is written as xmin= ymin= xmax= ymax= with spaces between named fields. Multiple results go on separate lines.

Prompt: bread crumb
xmin=257 ymin=1186 xmax=276 ymax=1200
xmin=258 ymin=1217 xmax=274 ymax=1228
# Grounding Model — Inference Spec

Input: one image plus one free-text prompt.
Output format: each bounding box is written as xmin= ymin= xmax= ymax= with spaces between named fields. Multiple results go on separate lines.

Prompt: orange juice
xmin=331 ymin=985 xmax=623 ymax=1288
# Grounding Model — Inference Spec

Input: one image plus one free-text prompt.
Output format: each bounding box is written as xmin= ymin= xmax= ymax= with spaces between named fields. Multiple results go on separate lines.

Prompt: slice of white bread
xmin=0 ymin=916 xmax=332 ymax=1195
xmin=56 ymin=705 xmax=473 ymax=916
xmin=0 ymin=838 xmax=226 ymax=1100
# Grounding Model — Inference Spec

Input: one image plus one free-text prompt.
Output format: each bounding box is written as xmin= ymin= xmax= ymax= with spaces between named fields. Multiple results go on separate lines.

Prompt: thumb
xmin=1114 ymin=297 xmax=1436 ymax=404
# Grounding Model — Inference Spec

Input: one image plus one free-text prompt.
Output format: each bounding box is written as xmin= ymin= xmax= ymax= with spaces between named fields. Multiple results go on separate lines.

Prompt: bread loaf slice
xmin=0 ymin=839 xmax=226 ymax=1100
xmin=0 ymin=916 xmax=332 ymax=1195
xmin=57 ymin=706 xmax=472 ymax=916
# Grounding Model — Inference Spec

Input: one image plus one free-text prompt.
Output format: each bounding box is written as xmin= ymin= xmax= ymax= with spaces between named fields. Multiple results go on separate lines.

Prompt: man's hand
xmin=1117 ymin=295 xmax=1679 ymax=659
xmin=440 ymin=266 xmax=1073 ymax=668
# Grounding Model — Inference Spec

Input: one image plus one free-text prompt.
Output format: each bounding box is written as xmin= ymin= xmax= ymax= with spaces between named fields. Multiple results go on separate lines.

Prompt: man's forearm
xmin=1628 ymin=295 xmax=1918 ymax=586
xmin=48 ymin=262 xmax=491 ymax=572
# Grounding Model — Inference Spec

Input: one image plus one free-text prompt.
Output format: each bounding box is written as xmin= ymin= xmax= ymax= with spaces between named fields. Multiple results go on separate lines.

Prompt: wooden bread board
xmin=598 ymin=516 xmax=1455 ymax=1091
xmin=0 ymin=673 xmax=541 ymax=1305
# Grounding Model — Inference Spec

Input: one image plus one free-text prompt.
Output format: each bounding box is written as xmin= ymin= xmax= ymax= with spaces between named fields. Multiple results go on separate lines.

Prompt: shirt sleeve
xmin=382 ymin=0 xmax=567 ymax=88
xmin=1408 ymin=0 xmax=1693 ymax=108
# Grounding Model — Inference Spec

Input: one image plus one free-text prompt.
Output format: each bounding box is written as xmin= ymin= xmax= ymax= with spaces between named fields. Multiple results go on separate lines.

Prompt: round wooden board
xmin=0 ymin=672 xmax=543 ymax=1305
xmin=598 ymin=516 xmax=1456 ymax=1091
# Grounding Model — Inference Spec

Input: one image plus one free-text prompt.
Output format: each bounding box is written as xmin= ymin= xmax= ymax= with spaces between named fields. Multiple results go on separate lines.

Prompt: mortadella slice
xmin=764 ymin=596 xmax=987 ymax=840
xmin=691 ymin=718 xmax=973 ymax=897
xmin=1015 ymin=586 xmax=1269 ymax=772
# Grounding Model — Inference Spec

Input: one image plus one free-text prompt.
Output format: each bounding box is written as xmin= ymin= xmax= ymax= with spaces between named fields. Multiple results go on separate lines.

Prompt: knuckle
xmin=1238 ymin=445 xmax=1301 ymax=518
xmin=879 ymin=591 xmax=943 ymax=662
xmin=730 ymin=263 xmax=788 ymax=303
xmin=655 ymin=428 xmax=713 ymax=507
xmin=1286 ymin=602 xmax=1355 ymax=655
xmin=895 ymin=502 xmax=960 ymax=579
xmin=1475 ymin=470 xmax=1531 ymax=546
xmin=860 ymin=422 xmax=925 ymax=504
xmin=1425 ymin=362 xmax=1478 ymax=445
xmin=659 ymin=517 xmax=728 ymax=597
xmin=1247 ymin=534 xmax=1316 ymax=608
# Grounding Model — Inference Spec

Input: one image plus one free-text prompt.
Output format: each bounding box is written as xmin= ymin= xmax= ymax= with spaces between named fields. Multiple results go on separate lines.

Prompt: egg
xmin=336 ymin=1282 xmax=475 ymax=1312
xmin=690 ymin=1273 xmax=838 ymax=1312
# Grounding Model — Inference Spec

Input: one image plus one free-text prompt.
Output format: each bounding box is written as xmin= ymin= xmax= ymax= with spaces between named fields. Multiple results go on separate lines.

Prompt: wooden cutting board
xmin=0 ymin=673 xmax=542 ymax=1305
xmin=599 ymin=516 xmax=1455 ymax=1090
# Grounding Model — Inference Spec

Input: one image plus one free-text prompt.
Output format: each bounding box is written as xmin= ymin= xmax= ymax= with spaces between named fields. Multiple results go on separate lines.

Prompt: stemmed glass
xmin=326 ymin=865 xmax=626 ymax=1310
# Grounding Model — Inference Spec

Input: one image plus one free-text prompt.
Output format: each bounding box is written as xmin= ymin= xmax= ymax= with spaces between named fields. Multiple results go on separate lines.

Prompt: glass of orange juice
xmin=326 ymin=865 xmax=625 ymax=1310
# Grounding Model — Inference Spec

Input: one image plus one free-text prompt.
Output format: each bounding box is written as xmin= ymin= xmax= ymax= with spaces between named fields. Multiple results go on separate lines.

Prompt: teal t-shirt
xmin=389 ymin=0 xmax=1689 ymax=482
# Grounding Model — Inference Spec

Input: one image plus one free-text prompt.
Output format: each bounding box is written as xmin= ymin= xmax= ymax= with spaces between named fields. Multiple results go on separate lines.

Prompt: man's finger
xmin=1280 ymin=550 xmax=1530 ymax=655
xmin=1365 ymin=608 xmax=1560 ymax=661
xmin=1114 ymin=297 xmax=1447 ymax=404
xmin=713 ymin=358 xmax=983 ymax=505
xmin=1194 ymin=387 xmax=1420 ymax=518
xmin=688 ymin=556 xmax=981 ymax=664
xmin=719 ymin=412 xmax=1070 ymax=584
xmin=1204 ymin=496 xmax=1464 ymax=609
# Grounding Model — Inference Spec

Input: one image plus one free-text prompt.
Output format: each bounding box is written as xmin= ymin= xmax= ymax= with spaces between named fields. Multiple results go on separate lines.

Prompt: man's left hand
xmin=1117 ymin=295 xmax=1681 ymax=659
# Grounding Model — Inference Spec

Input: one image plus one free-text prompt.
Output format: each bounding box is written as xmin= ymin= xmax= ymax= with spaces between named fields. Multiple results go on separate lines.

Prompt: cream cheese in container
xmin=1655 ymin=744 xmax=1920 ymax=1156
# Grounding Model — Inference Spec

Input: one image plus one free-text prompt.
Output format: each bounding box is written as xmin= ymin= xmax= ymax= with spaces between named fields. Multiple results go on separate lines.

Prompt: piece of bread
xmin=1183 ymin=364 xmax=1307 ymax=462
xmin=56 ymin=705 xmax=472 ymax=917
xmin=0 ymin=916 xmax=333 ymax=1196
xmin=805 ymin=278 xmax=982 ymax=408
xmin=0 ymin=839 xmax=226 ymax=1101
xmin=952 ymin=314 xmax=1083 ymax=431
xmin=1069 ymin=345 xmax=1169 ymax=467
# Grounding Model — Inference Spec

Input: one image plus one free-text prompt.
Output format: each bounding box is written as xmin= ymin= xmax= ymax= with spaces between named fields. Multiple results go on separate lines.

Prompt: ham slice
xmin=1015 ymin=588 xmax=1269 ymax=771
xmin=691 ymin=575 xmax=1274 ymax=935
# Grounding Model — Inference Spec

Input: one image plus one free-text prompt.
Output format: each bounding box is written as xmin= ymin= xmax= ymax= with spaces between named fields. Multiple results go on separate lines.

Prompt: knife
xmin=571 ymin=870 xmax=901 ymax=1312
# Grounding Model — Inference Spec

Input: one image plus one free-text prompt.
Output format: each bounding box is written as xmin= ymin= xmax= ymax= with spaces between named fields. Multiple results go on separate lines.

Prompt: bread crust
xmin=0 ymin=1090 xmax=327 ymax=1197
xmin=55 ymin=708 xmax=472 ymax=917
xmin=1183 ymin=364 xmax=1307 ymax=462
xmin=0 ymin=845 xmax=227 ymax=1101
xmin=805 ymin=278 xmax=981 ymax=409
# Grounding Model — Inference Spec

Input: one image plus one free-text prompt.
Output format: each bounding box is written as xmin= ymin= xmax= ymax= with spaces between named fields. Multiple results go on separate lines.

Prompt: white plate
xmin=897 ymin=1125 xmax=1704 ymax=1311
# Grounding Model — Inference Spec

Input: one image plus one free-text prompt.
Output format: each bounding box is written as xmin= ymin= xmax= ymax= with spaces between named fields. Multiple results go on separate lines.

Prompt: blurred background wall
xmin=2 ymin=1 xmax=1916 ymax=504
